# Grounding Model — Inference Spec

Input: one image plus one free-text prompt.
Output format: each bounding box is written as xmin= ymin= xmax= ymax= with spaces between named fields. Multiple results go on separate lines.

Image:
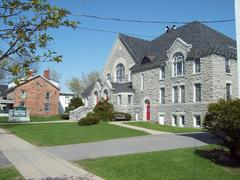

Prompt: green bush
xmin=93 ymin=98 xmax=115 ymax=121
xmin=60 ymin=113 xmax=69 ymax=120
xmin=78 ymin=112 xmax=99 ymax=126
xmin=204 ymin=99 xmax=240 ymax=159
xmin=66 ymin=97 xmax=83 ymax=113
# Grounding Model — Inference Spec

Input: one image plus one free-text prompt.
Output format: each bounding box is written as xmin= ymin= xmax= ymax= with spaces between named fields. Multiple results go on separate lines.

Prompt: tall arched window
xmin=173 ymin=52 xmax=185 ymax=76
xmin=116 ymin=63 xmax=125 ymax=82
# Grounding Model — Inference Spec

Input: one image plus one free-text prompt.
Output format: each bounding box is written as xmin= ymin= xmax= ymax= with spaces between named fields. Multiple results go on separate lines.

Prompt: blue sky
xmin=40 ymin=0 xmax=236 ymax=92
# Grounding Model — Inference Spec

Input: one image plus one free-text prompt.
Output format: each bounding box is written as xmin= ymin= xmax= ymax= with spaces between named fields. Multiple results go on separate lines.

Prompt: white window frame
xmin=159 ymin=66 xmax=165 ymax=80
xmin=118 ymin=95 xmax=122 ymax=105
xmin=225 ymin=58 xmax=231 ymax=74
xmin=172 ymin=115 xmax=177 ymax=126
xmin=172 ymin=52 xmax=185 ymax=77
xmin=193 ymin=58 xmax=201 ymax=74
xmin=159 ymin=87 xmax=165 ymax=104
xmin=226 ymin=83 xmax=232 ymax=100
xmin=172 ymin=86 xmax=179 ymax=103
xmin=193 ymin=114 xmax=201 ymax=127
xmin=194 ymin=83 xmax=201 ymax=102
xmin=128 ymin=94 xmax=132 ymax=105
xmin=179 ymin=85 xmax=185 ymax=103
xmin=179 ymin=115 xmax=185 ymax=127
xmin=140 ymin=73 xmax=144 ymax=91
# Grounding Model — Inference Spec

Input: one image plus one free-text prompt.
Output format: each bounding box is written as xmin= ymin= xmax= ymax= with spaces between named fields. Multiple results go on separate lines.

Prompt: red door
xmin=96 ymin=96 xmax=99 ymax=104
xmin=146 ymin=104 xmax=150 ymax=120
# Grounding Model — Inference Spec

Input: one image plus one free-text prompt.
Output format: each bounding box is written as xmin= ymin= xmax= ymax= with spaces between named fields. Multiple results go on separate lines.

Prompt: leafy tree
xmin=66 ymin=77 xmax=83 ymax=97
xmin=93 ymin=98 xmax=114 ymax=121
xmin=66 ymin=70 xmax=100 ymax=97
xmin=0 ymin=0 xmax=78 ymax=82
xmin=204 ymin=99 xmax=240 ymax=159
xmin=66 ymin=97 xmax=83 ymax=113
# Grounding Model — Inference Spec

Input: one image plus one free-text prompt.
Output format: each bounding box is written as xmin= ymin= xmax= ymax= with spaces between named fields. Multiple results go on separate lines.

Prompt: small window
xmin=141 ymin=57 xmax=151 ymax=64
xmin=45 ymin=103 xmax=50 ymax=112
xmin=128 ymin=95 xmax=132 ymax=105
xmin=20 ymin=101 xmax=25 ymax=107
xmin=225 ymin=58 xmax=230 ymax=73
xmin=65 ymin=97 xmax=70 ymax=104
xmin=160 ymin=88 xmax=165 ymax=104
xmin=226 ymin=83 xmax=231 ymax=100
xmin=173 ymin=86 xmax=178 ymax=103
xmin=106 ymin=73 xmax=111 ymax=81
xmin=194 ymin=83 xmax=201 ymax=102
xmin=172 ymin=115 xmax=177 ymax=126
xmin=140 ymin=73 xmax=144 ymax=91
xmin=159 ymin=66 xmax=165 ymax=80
xmin=179 ymin=115 xmax=185 ymax=127
xmin=180 ymin=85 xmax=185 ymax=103
xmin=194 ymin=58 xmax=201 ymax=73
xmin=118 ymin=95 xmax=122 ymax=105
xmin=194 ymin=115 xmax=201 ymax=127
xmin=20 ymin=90 xmax=27 ymax=99
xmin=46 ymin=92 xmax=50 ymax=100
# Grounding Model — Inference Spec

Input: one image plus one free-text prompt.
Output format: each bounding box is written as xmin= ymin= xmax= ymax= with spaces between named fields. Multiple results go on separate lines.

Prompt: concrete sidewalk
xmin=109 ymin=121 xmax=172 ymax=135
xmin=42 ymin=133 xmax=217 ymax=161
xmin=0 ymin=128 xmax=103 ymax=180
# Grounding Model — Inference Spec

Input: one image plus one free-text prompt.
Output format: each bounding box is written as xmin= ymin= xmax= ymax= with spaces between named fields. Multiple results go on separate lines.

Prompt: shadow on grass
xmin=195 ymin=148 xmax=240 ymax=168
xmin=179 ymin=132 xmax=221 ymax=144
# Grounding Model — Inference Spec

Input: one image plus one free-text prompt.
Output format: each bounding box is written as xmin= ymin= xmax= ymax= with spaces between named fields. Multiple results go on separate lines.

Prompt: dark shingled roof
xmin=112 ymin=82 xmax=134 ymax=93
xmin=0 ymin=84 xmax=8 ymax=97
xmin=81 ymin=83 xmax=95 ymax=98
xmin=119 ymin=21 xmax=237 ymax=73
xmin=119 ymin=34 xmax=149 ymax=63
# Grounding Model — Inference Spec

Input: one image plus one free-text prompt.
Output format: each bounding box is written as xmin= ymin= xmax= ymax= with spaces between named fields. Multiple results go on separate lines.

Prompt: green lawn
xmin=125 ymin=121 xmax=205 ymax=133
xmin=0 ymin=166 xmax=23 ymax=180
xmin=76 ymin=146 xmax=240 ymax=180
xmin=0 ymin=122 xmax=147 ymax=146
xmin=0 ymin=115 xmax=65 ymax=123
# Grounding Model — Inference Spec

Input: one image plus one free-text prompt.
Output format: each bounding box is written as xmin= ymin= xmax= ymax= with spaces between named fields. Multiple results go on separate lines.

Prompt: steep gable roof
xmin=119 ymin=21 xmax=236 ymax=73
xmin=7 ymin=75 xmax=60 ymax=93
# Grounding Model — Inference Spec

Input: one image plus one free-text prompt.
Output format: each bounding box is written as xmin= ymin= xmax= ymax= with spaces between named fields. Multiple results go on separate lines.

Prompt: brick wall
xmin=8 ymin=76 xmax=59 ymax=116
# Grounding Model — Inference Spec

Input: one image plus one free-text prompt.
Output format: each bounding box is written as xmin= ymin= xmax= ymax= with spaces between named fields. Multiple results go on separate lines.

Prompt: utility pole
xmin=235 ymin=0 xmax=240 ymax=97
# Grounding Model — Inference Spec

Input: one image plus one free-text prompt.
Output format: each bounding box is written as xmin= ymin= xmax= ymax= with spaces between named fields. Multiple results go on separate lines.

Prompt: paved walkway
xmin=0 ymin=151 xmax=10 ymax=167
xmin=109 ymin=121 xmax=171 ymax=135
xmin=42 ymin=133 xmax=218 ymax=161
xmin=0 ymin=128 xmax=103 ymax=180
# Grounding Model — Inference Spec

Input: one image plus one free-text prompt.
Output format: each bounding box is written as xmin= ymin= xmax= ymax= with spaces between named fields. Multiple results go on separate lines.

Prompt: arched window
xmin=173 ymin=52 xmax=185 ymax=76
xmin=116 ymin=63 xmax=125 ymax=82
xmin=106 ymin=73 xmax=111 ymax=81
xmin=103 ymin=89 xmax=109 ymax=100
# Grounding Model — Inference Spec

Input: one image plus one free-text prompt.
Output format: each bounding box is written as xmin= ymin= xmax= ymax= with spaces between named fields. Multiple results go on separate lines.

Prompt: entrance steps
xmin=69 ymin=106 xmax=93 ymax=121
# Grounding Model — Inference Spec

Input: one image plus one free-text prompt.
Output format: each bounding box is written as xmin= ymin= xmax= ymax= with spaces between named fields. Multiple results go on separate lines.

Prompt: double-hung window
xmin=226 ymin=83 xmax=231 ymax=100
xmin=173 ymin=52 xmax=184 ymax=76
xmin=160 ymin=88 xmax=165 ymax=104
xmin=194 ymin=83 xmax=201 ymax=102
xmin=194 ymin=58 xmax=201 ymax=73
xmin=159 ymin=66 xmax=165 ymax=80
xmin=225 ymin=58 xmax=230 ymax=73
xmin=173 ymin=86 xmax=178 ymax=103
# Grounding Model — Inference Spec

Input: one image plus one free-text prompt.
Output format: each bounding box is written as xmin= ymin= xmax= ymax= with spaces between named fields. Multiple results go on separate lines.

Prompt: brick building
xmin=80 ymin=21 xmax=237 ymax=127
xmin=7 ymin=70 xmax=60 ymax=116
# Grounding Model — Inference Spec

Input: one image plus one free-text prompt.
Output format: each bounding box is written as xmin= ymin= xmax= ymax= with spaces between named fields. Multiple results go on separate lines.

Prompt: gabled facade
xmin=7 ymin=70 xmax=60 ymax=116
xmin=82 ymin=21 xmax=237 ymax=127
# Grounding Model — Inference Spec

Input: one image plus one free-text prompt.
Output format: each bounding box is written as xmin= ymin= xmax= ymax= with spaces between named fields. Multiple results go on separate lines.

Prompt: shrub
xmin=66 ymin=97 xmax=84 ymax=113
xmin=78 ymin=112 xmax=99 ymax=126
xmin=93 ymin=98 xmax=115 ymax=121
xmin=204 ymin=99 xmax=240 ymax=159
xmin=113 ymin=112 xmax=132 ymax=121
xmin=60 ymin=113 xmax=69 ymax=120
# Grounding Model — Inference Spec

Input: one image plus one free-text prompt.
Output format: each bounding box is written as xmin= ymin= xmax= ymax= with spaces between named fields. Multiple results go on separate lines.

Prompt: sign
xmin=11 ymin=107 xmax=27 ymax=117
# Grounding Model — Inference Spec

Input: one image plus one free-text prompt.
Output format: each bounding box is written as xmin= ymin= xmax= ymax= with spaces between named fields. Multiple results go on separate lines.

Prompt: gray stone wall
xmin=101 ymin=39 xmax=135 ymax=83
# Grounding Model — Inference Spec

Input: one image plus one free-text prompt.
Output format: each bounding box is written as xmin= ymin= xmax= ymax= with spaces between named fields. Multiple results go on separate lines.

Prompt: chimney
xmin=28 ymin=70 xmax=33 ymax=78
xmin=44 ymin=70 xmax=49 ymax=79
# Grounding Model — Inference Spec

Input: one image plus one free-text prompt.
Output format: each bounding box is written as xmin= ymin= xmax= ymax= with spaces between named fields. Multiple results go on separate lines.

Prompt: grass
xmin=76 ymin=146 xmax=240 ymax=180
xmin=0 ymin=122 xmax=147 ymax=146
xmin=0 ymin=166 xmax=23 ymax=180
xmin=125 ymin=121 xmax=205 ymax=133
xmin=0 ymin=115 xmax=65 ymax=123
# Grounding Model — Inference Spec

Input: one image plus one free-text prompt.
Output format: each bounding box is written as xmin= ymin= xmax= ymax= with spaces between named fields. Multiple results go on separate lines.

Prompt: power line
xmin=78 ymin=26 xmax=156 ymax=38
xmin=72 ymin=13 xmax=235 ymax=24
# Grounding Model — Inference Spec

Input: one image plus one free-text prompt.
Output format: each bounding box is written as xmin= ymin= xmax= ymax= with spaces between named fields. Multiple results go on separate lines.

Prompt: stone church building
xmin=81 ymin=21 xmax=237 ymax=127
